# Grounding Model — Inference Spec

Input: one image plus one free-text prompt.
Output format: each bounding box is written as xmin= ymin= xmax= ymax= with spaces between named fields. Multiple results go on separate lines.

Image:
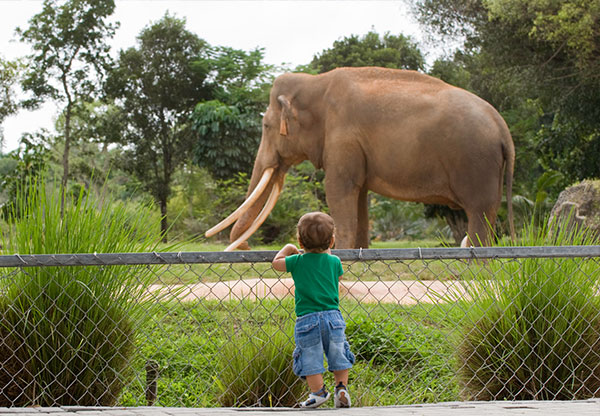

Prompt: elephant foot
xmin=235 ymin=241 xmax=251 ymax=250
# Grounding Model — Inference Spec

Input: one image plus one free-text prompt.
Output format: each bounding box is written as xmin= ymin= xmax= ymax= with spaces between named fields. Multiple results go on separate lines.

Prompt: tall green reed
xmin=456 ymin=218 xmax=600 ymax=400
xmin=0 ymin=178 xmax=168 ymax=406
xmin=216 ymin=324 xmax=305 ymax=407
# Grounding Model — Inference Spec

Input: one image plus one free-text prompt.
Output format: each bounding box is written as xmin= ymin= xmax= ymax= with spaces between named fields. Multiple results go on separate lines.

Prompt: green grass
xmin=117 ymin=298 xmax=461 ymax=407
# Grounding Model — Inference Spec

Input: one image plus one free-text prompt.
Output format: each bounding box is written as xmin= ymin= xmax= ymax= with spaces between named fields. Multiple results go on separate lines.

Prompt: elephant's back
xmin=325 ymin=67 xmax=451 ymax=93
xmin=326 ymin=68 xmax=510 ymax=148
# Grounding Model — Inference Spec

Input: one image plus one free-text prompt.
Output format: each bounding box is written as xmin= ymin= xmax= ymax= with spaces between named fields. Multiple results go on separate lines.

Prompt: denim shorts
xmin=292 ymin=310 xmax=355 ymax=378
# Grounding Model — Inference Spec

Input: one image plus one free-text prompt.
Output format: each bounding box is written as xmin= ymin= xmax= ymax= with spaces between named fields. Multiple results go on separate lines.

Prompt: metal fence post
xmin=145 ymin=359 xmax=159 ymax=406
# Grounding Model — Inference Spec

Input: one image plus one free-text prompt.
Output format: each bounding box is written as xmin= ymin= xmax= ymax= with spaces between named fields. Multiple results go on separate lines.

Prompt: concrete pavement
xmin=1 ymin=400 xmax=599 ymax=416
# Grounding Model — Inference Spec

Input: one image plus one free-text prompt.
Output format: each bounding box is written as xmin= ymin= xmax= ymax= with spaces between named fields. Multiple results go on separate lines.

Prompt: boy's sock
xmin=313 ymin=386 xmax=328 ymax=397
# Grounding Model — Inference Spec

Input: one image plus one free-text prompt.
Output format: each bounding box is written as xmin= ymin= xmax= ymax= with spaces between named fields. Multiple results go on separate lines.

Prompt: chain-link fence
xmin=1 ymin=247 xmax=599 ymax=408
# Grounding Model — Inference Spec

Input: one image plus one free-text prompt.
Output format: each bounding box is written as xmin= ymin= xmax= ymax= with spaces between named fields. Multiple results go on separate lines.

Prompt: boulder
xmin=549 ymin=179 xmax=600 ymax=238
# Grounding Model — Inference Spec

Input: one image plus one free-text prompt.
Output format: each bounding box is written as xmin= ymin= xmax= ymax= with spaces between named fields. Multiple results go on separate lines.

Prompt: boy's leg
xmin=321 ymin=311 xmax=354 ymax=407
xmin=306 ymin=373 xmax=325 ymax=392
xmin=333 ymin=369 xmax=348 ymax=386
xmin=333 ymin=369 xmax=351 ymax=408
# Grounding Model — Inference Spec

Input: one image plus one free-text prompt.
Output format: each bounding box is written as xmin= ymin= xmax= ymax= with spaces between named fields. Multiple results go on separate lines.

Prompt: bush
xmin=456 ymin=219 xmax=600 ymax=400
xmin=167 ymin=166 xmax=221 ymax=239
xmin=0 ymin=178 xmax=167 ymax=406
xmin=216 ymin=324 xmax=305 ymax=407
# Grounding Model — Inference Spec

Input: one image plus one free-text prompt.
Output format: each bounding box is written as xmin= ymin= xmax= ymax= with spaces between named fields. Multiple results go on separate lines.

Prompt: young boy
xmin=272 ymin=212 xmax=355 ymax=408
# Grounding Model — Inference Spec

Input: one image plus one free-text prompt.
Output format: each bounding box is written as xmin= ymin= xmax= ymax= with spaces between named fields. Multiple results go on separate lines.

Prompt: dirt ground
xmin=149 ymin=278 xmax=469 ymax=305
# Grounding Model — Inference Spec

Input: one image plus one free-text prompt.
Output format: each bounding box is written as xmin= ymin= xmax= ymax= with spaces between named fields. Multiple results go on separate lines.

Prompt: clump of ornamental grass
xmin=216 ymin=324 xmax=305 ymax=407
xmin=0 ymin=178 xmax=168 ymax=406
xmin=456 ymin=218 xmax=600 ymax=400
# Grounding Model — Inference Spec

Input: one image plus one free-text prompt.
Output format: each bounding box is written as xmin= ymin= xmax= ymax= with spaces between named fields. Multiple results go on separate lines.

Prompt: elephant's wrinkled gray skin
xmin=213 ymin=67 xmax=515 ymax=249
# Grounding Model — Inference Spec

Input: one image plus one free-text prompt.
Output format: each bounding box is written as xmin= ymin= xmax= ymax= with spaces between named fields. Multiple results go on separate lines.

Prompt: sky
xmin=0 ymin=0 xmax=440 ymax=152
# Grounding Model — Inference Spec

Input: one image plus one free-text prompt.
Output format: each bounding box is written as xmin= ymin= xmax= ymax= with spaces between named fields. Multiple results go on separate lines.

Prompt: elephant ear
xmin=278 ymin=95 xmax=291 ymax=136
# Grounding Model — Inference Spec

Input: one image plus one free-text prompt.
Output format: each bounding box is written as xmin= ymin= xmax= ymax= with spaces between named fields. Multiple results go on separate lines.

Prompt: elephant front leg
xmin=357 ymin=187 xmax=370 ymax=248
xmin=326 ymin=184 xmax=362 ymax=249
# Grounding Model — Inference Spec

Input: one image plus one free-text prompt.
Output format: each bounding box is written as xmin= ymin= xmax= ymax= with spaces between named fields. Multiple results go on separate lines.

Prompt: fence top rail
xmin=0 ymin=246 xmax=598 ymax=267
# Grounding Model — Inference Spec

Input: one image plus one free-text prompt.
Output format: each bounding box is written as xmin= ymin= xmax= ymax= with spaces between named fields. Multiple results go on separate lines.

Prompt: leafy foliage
xmin=16 ymin=0 xmax=117 ymax=108
xmin=347 ymin=318 xmax=429 ymax=369
xmin=58 ymin=100 xmax=126 ymax=148
xmin=536 ymin=97 xmax=600 ymax=188
xmin=195 ymin=163 xmax=325 ymax=245
xmin=309 ymin=31 xmax=426 ymax=73
xmin=262 ymin=163 xmax=326 ymax=244
xmin=370 ymin=196 xmax=447 ymax=242
xmin=486 ymin=0 xmax=600 ymax=75
xmin=205 ymin=46 xmax=273 ymax=109
xmin=191 ymin=100 xmax=261 ymax=180
xmin=0 ymin=131 xmax=52 ymax=217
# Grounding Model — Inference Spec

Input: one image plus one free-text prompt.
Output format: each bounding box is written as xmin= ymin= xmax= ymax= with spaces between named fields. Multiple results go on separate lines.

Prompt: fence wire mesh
xmin=0 ymin=247 xmax=599 ymax=408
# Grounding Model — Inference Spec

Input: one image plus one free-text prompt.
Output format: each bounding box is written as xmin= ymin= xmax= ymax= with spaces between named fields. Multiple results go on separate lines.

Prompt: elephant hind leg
xmin=465 ymin=207 xmax=497 ymax=247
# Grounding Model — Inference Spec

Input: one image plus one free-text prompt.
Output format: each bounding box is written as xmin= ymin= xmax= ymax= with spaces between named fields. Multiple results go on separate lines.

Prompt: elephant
xmin=206 ymin=67 xmax=515 ymax=250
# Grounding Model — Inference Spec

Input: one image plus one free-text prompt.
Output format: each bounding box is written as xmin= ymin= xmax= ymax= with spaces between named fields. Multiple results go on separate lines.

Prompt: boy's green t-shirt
xmin=285 ymin=252 xmax=344 ymax=316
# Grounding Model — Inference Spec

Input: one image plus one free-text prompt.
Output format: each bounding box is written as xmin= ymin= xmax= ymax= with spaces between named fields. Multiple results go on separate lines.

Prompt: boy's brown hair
xmin=297 ymin=212 xmax=335 ymax=252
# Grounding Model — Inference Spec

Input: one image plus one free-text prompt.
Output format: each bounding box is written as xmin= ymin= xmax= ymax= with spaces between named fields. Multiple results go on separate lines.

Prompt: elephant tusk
xmin=225 ymin=181 xmax=281 ymax=252
xmin=205 ymin=168 xmax=275 ymax=238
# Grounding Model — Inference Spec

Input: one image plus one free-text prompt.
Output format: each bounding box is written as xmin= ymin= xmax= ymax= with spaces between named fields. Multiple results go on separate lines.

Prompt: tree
xmin=414 ymin=0 xmax=600 ymax=115
xmin=206 ymin=46 xmax=273 ymax=109
xmin=485 ymin=0 xmax=600 ymax=189
xmin=0 ymin=56 xmax=23 ymax=147
xmin=191 ymin=46 xmax=273 ymax=180
xmin=0 ymin=130 xmax=51 ymax=218
xmin=105 ymin=14 xmax=211 ymax=241
xmin=191 ymin=100 xmax=261 ymax=180
xmin=16 ymin=0 xmax=117 ymax=215
xmin=414 ymin=0 xmax=600 ymax=210
xmin=54 ymin=100 xmax=125 ymax=182
xmin=485 ymin=0 xmax=600 ymax=79
xmin=309 ymin=31 xmax=426 ymax=73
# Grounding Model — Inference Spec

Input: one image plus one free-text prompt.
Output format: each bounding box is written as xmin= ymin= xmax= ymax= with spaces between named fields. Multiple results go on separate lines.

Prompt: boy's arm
xmin=272 ymin=243 xmax=299 ymax=271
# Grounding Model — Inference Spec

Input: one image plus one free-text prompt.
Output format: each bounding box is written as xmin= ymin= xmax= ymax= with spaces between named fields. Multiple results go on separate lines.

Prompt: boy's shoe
xmin=300 ymin=387 xmax=330 ymax=408
xmin=334 ymin=382 xmax=351 ymax=408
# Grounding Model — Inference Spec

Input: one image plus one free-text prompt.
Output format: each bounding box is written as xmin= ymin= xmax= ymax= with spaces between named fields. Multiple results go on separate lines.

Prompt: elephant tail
xmin=503 ymin=140 xmax=516 ymax=241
